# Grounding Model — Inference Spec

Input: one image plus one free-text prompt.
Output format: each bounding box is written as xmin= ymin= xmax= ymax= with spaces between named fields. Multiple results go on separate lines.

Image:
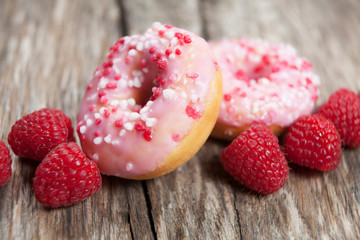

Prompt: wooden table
xmin=1 ymin=0 xmax=359 ymax=239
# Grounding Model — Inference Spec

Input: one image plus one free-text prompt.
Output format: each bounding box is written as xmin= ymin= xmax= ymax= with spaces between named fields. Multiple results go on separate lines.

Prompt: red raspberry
xmin=221 ymin=124 xmax=289 ymax=194
xmin=8 ymin=108 xmax=73 ymax=161
xmin=0 ymin=140 xmax=12 ymax=186
xmin=283 ymin=114 xmax=342 ymax=171
xmin=317 ymin=88 xmax=360 ymax=148
xmin=33 ymin=142 xmax=101 ymax=207
xmin=53 ymin=109 xmax=75 ymax=142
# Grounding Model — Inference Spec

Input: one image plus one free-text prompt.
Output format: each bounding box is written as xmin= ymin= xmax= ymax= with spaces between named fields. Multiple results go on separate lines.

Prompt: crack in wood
xmin=141 ymin=181 xmax=157 ymax=240
xmin=116 ymin=0 xmax=129 ymax=36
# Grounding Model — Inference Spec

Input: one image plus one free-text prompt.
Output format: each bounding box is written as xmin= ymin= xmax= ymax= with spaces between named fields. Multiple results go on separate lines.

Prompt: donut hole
xmin=234 ymin=63 xmax=272 ymax=82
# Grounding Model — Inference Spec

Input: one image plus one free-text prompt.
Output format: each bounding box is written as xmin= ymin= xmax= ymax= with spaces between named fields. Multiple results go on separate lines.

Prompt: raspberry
xmin=221 ymin=124 xmax=289 ymax=194
xmin=53 ymin=109 xmax=75 ymax=142
xmin=8 ymin=108 xmax=73 ymax=161
xmin=33 ymin=142 xmax=101 ymax=207
xmin=0 ymin=140 xmax=12 ymax=186
xmin=317 ymin=88 xmax=360 ymax=148
xmin=283 ymin=114 xmax=342 ymax=171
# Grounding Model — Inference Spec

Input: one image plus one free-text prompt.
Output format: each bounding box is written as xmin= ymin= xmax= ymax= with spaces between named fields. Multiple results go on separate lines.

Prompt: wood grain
xmin=0 ymin=0 xmax=359 ymax=239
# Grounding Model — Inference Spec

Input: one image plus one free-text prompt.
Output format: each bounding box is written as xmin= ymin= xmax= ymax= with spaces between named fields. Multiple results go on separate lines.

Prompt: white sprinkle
xmin=147 ymin=101 xmax=154 ymax=106
xmin=128 ymin=98 xmax=136 ymax=106
xmin=160 ymin=39 xmax=167 ymax=45
xmin=128 ymin=80 xmax=134 ymax=87
xmin=171 ymin=37 xmax=178 ymax=46
xmin=128 ymin=112 xmax=140 ymax=120
xmin=163 ymin=89 xmax=176 ymax=100
xmin=152 ymin=87 xmax=157 ymax=93
xmin=94 ymin=137 xmax=102 ymax=145
xmin=126 ymin=162 xmax=133 ymax=171
xmin=104 ymin=135 xmax=111 ymax=143
xmin=144 ymin=41 xmax=150 ymax=49
xmin=165 ymin=31 xmax=174 ymax=39
xmin=99 ymin=107 xmax=106 ymax=114
xmin=169 ymin=54 xmax=176 ymax=60
xmin=112 ymin=140 xmax=120 ymax=145
xmin=152 ymin=22 xmax=162 ymax=30
xmin=180 ymin=92 xmax=187 ymax=99
xmin=94 ymin=113 xmax=101 ymax=119
xmin=133 ymin=77 xmax=141 ymax=88
xmin=86 ymin=94 xmax=97 ymax=101
xmin=259 ymin=77 xmax=270 ymax=85
xmin=139 ymin=36 xmax=146 ymax=42
xmin=136 ymin=42 xmax=144 ymax=51
xmin=98 ymin=77 xmax=107 ymax=89
xmin=86 ymin=119 xmax=93 ymax=126
xmin=150 ymin=39 xmax=157 ymax=45
xmin=123 ymin=36 xmax=130 ymax=44
xmin=190 ymin=93 xmax=199 ymax=103
xmin=128 ymin=49 xmax=137 ymax=56
xmin=119 ymin=99 xmax=128 ymax=109
xmin=110 ymin=100 xmax=120 ymax=106
xmin=92 ymin=153 xmax=99 ymax=161
xmin=130 ymin=40 xmax=137 ymax=46
xmin=132 ymin=70 xmax=142 ymax=76
xmin=140 ymin=114 xmax=148 ymax=121
xmin=124 ymin=122 xmax=134 ymax=130
xmin=119 ymin=79 xmax=127 ymax=88
xmin=142 ymin=68 xmax=149 ymax=73
xmin=79 ymin=126 xmax=87 ymax=134
xmin=119 ymin=129 xmax=126 ymax=136
xmin=84 ymin=114 xmax=89 ymax=120
xmin=146 ymin=118 xmax=157 ymax=127
xmin=140 ymin=106 xmax=149 ymax=114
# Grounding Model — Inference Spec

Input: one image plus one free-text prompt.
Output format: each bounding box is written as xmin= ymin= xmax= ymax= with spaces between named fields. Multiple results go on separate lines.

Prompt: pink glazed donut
xmin=77 ymin=23 xmax=222 ymax=179
xmin=210 ymin=38 xmax=320 ymax=140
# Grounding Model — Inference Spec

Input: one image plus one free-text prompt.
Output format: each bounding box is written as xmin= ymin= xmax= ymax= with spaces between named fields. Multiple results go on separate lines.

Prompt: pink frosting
xmin=211 ymin=38 xmax=320 ymax=134
xmin=77 ymin=22 xmax=217 ymax=178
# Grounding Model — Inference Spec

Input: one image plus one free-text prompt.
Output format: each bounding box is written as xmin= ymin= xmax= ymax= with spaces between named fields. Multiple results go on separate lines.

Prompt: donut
xmin=210 ymin=38 xmax=320 ymax=140
xmin=77 ymin=22 xmax=222 ymax=179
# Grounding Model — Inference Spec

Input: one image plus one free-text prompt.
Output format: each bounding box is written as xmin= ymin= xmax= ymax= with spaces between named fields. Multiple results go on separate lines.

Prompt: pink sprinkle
xmin=103 ymin=68 xmax=112 ymax=76
xmin=118 ymin=38 xmax=125 ymax=44
xmin=112 ymin=107 xmax=118 ymax=112
xmin=100 ymin=96 xmax=108 ymax=104
xmin=143 ymin=129 xmax=152 ymax=141
xmin=240 ymin=92 xmax=247 ymax=98
xmin=158 ymin=30 xmax=165 ymax=36
xmin=114 ymin=74 xmax=122 ymax=80
xmin=111 ymin=44 xmax=119 ymax=52
xmin=156 ymin=75 xmax=165 ymax=85
xmin=150 ymin=87 xmax=161 ymax=101
xmin=185 ymin=105 xmax=202 ymax=119
xmin=106 ymin=82 xmax=117 ymax=89
xmin=89 ymin=105 xmax=95 ymax=112
xmin=165 ymin=24 xmax=173 ymax=29
xmin=186 ymin=72 xmax=199 ymax=79
xmin=175 ymin=49 xmax=182 ymax=55
xmin=262 ymin=55 xmax=271 ymax=65
xmin=156 ymin=52 xmax=163 ymax=59
xmin=104 ymin=109 xmax=110 ymax=118
xmin=141 ymin=59 xmax=147 ymax=68
xmin=114 ymin=119 xmax=123 ymax=127
xmin=165 ymin=49 xmax=172 ymax=56
xmin=98 ymin=91 xmax=106 ymax=97
xmin=108 ymin=53 xmax=114 ymax=59
xmin=172 ymin=134 xmax=180 ymax=142
xmin=224 ymin=94 xmax=232 ymax=101
xmin=235 ymin=69 xmax=244 ymax=79
xmin=86 ymin=84 xmax=93 ymax=90
xmin=175 ymin=32 xmax=183 ymax=39
xmin=214 ymin=61 xmax=219 ymax=70
xmin=125 ymin=56 xmax=131 ymax=64
xmin=149 ymin=46 xmax=157 ymax=54
xmin=183 ymin=35 xmax=192 ymax=44
xmin=157 ymin=59 xmax=167 ymax=69
xmin=94 ymin=131 xmax=100 ymax=137
xmin=134 ymin=122 xmax=146 ymax=131
xmin=96 ymin=118 xmax=102 ymax=125
xmin=306 ymin=78 xmax=312 ymax=85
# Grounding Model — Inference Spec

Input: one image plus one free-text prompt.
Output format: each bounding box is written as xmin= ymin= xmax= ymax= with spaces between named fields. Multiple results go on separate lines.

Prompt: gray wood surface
xmin=0 ymin=0 xmax=359 ymax=239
